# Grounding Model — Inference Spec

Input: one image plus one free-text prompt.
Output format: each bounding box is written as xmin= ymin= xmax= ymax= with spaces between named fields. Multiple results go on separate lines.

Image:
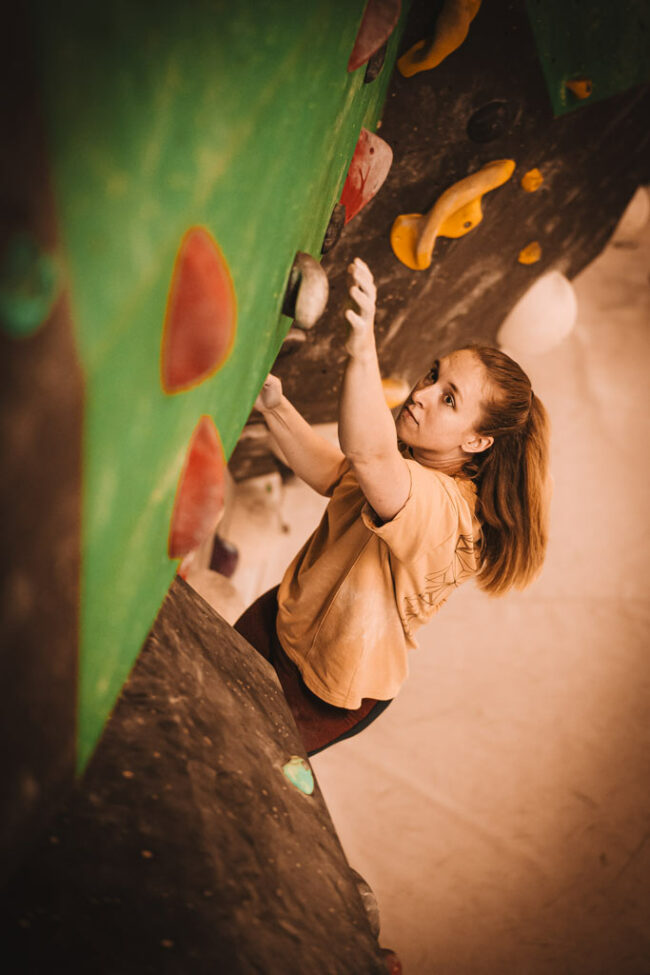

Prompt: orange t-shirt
xmin=276 ymin=459 xmax=480 ymax=708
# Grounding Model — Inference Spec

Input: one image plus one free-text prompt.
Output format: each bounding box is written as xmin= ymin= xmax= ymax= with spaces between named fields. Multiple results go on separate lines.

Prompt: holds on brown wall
xmin=397 ymin=0 xmax=482 ymax=77
xmin=230 ymin=0 xmax=650 ymax=481
xmin=390 ymin=159 xmax=515 ymax=269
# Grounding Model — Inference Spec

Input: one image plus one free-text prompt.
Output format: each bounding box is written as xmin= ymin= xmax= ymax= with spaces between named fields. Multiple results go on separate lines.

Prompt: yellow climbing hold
xmin=382 ymin=376 xmax=411 ymax=409
xmin=391 ymin=159 xmax=515 ymax=270
xmin=521 ymin=168 xmax=544 ymax=193
xmin=566 ymin=78 xmax=593 ymax=100
xmin=438 ymin=196 xmax=484 ymax=237
xmin=398 ymin=0 xmax=482 ymax=77
xmin=518 ymin=242 xmax=542 ymax=265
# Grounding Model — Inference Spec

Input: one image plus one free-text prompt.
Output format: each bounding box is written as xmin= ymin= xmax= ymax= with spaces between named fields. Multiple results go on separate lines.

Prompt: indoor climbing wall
xmin=232 ymin=0 xmax=650 ymax=477
xmin=2 ymin=0 xmax=649 ymax=927
xmin=1 ymin=0 xmax=408 ymax=788
xmin=0 ymin=0 xmax=412 ymax=888
xmin=2 ymin=580 xmax=392 ymax=973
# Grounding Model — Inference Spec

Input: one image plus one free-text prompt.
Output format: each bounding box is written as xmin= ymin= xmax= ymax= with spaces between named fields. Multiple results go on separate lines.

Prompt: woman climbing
xmin=235 ymin=257 xmax=551 ymax=756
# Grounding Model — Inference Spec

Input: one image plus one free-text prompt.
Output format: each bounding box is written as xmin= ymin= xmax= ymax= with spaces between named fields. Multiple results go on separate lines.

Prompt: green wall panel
xmin=526 ymin=0 xmax=650 ymax=116
xmin=29 ymin=0 xmax=408 ymax=768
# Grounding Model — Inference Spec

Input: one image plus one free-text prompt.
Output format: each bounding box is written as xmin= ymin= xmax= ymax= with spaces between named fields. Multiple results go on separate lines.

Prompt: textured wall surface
xmin=2 ymin=0 xmax=649 ymax=928
xmin=0 ymin=5 xmax=82 ymax=881
xmin=3 ymin=579 xmax=388 ymax=974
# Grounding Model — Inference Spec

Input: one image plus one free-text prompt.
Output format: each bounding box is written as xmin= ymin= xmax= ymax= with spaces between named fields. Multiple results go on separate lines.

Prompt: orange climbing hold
xmin=161 ymin=227 xmax=236 ymax=394
xmin=566 ymin=78 xmax=593 ymax=100
xmin=168 ymin=416 xmax=226 ymax=558
xmin=391 ymin=159 xmax=515 ymax=270
xmin=397 ymin=0 xmax=481 ymax=77
xmin=521 ymin=168 xmax=544 ymax=192
xmin=518 ymin=241 xmax=542 ymax=265
xmin=339 ymin=128 xmax=394 ymax=224
xmin=381 ymin=376 xmax=410 ymax=408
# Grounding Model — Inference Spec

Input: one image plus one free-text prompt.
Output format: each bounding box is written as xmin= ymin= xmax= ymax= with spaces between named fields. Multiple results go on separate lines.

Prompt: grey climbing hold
xmin=278 ymin=326 xmax=307 ymax=358
xmin=281 ymin=252 xmax=329 ymax=329
xmin=350 ymin=868 xmax=381 ymax=938
xmin=321 ymin=203 xmax=346 ymax=255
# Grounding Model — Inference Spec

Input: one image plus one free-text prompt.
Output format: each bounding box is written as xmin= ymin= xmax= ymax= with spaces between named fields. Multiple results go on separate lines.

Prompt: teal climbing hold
xmin=282 ymin=756 xmax=314 ymax=796
xmin=0 ymin=233 xmax=62 ymax=338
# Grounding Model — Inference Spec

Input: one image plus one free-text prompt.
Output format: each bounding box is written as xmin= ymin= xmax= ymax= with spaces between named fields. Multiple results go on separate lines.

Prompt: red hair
xmin=463 ymin=346 xmax=551 ymax=595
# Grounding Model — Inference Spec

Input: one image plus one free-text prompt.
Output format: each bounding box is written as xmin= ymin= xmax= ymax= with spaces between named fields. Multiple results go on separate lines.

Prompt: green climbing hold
xmin=282 ymin=756 xmax=314 ymax=796
xmin=0 ymin=233 xmax=62 ymax=338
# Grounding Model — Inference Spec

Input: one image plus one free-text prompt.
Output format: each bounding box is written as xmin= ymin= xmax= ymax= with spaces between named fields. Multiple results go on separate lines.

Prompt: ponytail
xmin=463 ymin=347 xmax=551 ymax=596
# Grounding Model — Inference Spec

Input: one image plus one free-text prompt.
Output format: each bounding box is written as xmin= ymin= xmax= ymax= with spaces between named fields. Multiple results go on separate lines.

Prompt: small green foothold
xmin=0 ymin=233 xmax=62 ymax=339
xmin=282 ymin=756 xmax=314 ymax=796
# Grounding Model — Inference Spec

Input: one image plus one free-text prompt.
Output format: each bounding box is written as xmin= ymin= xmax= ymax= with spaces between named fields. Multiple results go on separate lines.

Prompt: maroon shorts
xmin=234 ymin=586 xmax=392 ymax=756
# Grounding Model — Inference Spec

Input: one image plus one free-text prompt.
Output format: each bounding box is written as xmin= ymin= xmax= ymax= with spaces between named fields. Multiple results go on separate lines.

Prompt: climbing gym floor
xmin=186 ymin=204 xmax=650 ymax=974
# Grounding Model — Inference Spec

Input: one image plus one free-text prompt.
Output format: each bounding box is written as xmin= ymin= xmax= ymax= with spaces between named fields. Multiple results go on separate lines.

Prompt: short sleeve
xmin=324 ymin=457 xmax=353 ymax=497
xmin=360 ymin=460 xmax=461 ymax=564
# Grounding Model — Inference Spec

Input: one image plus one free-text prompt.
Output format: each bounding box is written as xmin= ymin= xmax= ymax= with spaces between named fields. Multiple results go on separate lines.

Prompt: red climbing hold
xmin=339 ymin=128 xmax=393 ymax=224
xmin=348 ymin=0 xmax=402 ymax=72
xmin=168 ymin=416 xmax=226 ymax=558
xmin=161 ymin=227 xmax=236 ymax=394
xmin=381 ymin=948 xmax=403 ymax=974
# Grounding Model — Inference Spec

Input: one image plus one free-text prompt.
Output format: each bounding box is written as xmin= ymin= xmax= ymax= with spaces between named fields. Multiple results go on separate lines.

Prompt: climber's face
xmin=395 ymin=350 xmax=493 ymax=466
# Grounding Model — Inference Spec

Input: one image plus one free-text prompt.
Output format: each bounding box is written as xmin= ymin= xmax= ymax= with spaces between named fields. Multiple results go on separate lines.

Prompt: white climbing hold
xmin=282 ymin=252 xmax=329 ymax=329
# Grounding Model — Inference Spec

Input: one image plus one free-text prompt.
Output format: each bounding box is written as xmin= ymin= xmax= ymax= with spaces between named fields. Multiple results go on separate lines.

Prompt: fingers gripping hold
xmin=255 ymin=373 xmax=283 ymax=412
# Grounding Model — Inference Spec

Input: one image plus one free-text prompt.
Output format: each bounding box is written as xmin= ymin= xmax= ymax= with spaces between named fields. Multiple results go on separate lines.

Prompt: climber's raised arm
xmin=255 ymin=375 xmax=345 ymax=496
xmin=338 ymin=258 xmax=410 ymax=522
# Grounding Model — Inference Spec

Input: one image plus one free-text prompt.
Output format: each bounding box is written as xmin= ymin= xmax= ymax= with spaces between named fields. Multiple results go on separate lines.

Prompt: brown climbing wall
xmin=0 ymin=5 xmax=82 ymax=880
xmin=2 ymin=579 xmax=388 ymax=975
